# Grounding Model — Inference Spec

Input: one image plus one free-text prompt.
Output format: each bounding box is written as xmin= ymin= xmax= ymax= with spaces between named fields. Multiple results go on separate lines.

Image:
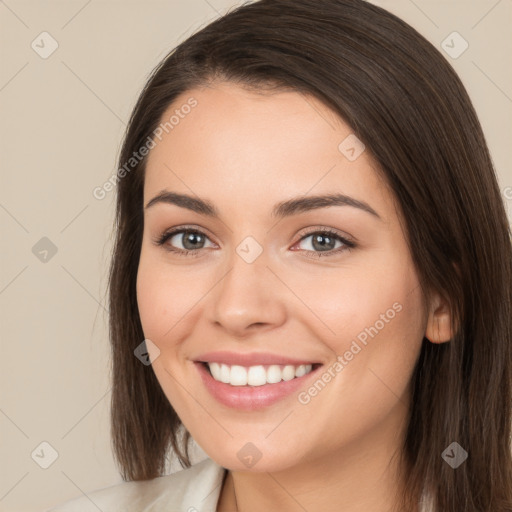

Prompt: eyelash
xmin=153 ymin=225 xmax=356 ymax=259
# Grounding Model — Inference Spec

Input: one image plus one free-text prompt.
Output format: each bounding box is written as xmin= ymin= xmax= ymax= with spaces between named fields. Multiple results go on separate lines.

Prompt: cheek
xmin=295 ymin=250 xmax=426 ymax=398
xmin=329 ymin=275 xmax=425 ymax=408
xmin=136 ymin=254 xmax=205 ymax=342
xmin=294 ymin=279 xmax=425 ymax=455
xmin=290 ymin=260 xmax=424 ymax=349
xmin=136 ymin=262 xmax=169 ymax=340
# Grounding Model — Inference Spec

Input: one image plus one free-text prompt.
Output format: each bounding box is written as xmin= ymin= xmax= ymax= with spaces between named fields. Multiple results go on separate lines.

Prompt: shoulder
xmin=45 ymin=457 xmax=226 ymax=512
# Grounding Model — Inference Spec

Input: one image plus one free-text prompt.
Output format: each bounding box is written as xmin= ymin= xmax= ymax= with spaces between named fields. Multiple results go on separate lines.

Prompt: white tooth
xmin=282 ymin=365 xmax=295 ymax=381
xmin=266 ymin=365 xmax=283 ymax=384
xmin=230 ymin=365 xmax=248 ymax=386
xmin=247 ymin=365 xmax=267 ymax=386
xmin=295 ymin=364 xmax=306 ymax=377
xmin=219 ymin=364 xmax=231 ymax=384
xmin=209 ymin=362 xmax=221 ymax=380
xmin=208 ymin=363 xmax=315 ymax=385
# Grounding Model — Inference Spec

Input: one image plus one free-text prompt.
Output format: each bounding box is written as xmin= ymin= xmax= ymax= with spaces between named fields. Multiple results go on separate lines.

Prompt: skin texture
xmin=136 ymin=82 xmax=452 ymax=512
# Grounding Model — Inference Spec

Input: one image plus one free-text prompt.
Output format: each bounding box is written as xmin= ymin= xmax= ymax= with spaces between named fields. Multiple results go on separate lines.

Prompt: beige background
xmin=1 ymin=1 xmax=510 ymax=511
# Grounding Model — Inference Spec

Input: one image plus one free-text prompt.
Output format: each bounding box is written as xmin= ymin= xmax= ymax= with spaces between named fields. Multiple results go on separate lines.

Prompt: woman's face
xmin=136 ymin=82 xmax=428 ymax=472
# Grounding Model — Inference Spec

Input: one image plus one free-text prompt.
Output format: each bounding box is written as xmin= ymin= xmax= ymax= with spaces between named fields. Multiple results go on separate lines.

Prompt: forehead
xmin=143 ymin=82 xmax=394 ymax=221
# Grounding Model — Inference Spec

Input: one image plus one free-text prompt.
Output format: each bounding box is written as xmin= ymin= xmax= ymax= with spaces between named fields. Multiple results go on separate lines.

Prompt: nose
xmin=209 ymin=247 xmax=287 ymax=338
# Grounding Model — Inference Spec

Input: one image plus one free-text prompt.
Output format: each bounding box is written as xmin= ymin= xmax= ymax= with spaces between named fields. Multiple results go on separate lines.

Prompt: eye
xmin=154 ymin=226 xmax=356 ymax=258
xmin=154 ymin=227 xmax=216 ymax=256
xmin=291 ymin=228 xmax=356 ymax=258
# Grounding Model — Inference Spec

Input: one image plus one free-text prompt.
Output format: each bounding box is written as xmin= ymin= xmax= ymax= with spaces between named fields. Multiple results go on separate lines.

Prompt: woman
xmin=49 ymin=0 xmax=512 ymax=511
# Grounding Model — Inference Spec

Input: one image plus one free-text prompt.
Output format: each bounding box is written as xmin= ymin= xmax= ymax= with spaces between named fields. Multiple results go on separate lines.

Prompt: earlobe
xmin=424 ymin=292 xmax=453 ymax=344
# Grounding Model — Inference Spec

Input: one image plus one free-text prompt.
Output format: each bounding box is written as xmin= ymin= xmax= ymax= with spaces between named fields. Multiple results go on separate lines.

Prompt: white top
xmin=46 ymin=456 xmax=435 ymax=512
xmin=46 ymin=457 xmax=225 ymax=512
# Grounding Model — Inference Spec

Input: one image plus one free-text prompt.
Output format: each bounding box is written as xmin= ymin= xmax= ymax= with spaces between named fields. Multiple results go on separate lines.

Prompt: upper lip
xmin=194 ymin=351 xmax=321 ymax=367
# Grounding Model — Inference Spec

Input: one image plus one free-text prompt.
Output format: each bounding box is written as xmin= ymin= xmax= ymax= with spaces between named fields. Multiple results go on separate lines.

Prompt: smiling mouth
xmin=200 ymin=361 xmax=323 ymax=387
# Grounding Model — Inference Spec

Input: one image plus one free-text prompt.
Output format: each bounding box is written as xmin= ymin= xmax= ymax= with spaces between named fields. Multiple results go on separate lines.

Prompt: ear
xmin=424 ymin=290 xmax=453 ymax=344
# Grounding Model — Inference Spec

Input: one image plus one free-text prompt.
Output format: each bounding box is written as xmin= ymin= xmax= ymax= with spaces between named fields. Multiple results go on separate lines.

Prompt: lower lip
xmin=195 ymin=362 xmax=322 ymax=411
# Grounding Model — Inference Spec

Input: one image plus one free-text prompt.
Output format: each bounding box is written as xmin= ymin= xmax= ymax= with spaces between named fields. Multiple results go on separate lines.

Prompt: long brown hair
xmin=107 ymin=1 xmax=512 ymax=510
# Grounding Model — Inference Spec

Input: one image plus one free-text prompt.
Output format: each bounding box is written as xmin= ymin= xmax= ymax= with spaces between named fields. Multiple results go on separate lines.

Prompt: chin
xmin=199 ymin=441 xmax=309 ymax=473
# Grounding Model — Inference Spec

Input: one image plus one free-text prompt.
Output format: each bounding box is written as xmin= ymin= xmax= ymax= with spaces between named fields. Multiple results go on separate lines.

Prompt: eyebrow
xmin=144 ymin=190 xmax=381 ymax=220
